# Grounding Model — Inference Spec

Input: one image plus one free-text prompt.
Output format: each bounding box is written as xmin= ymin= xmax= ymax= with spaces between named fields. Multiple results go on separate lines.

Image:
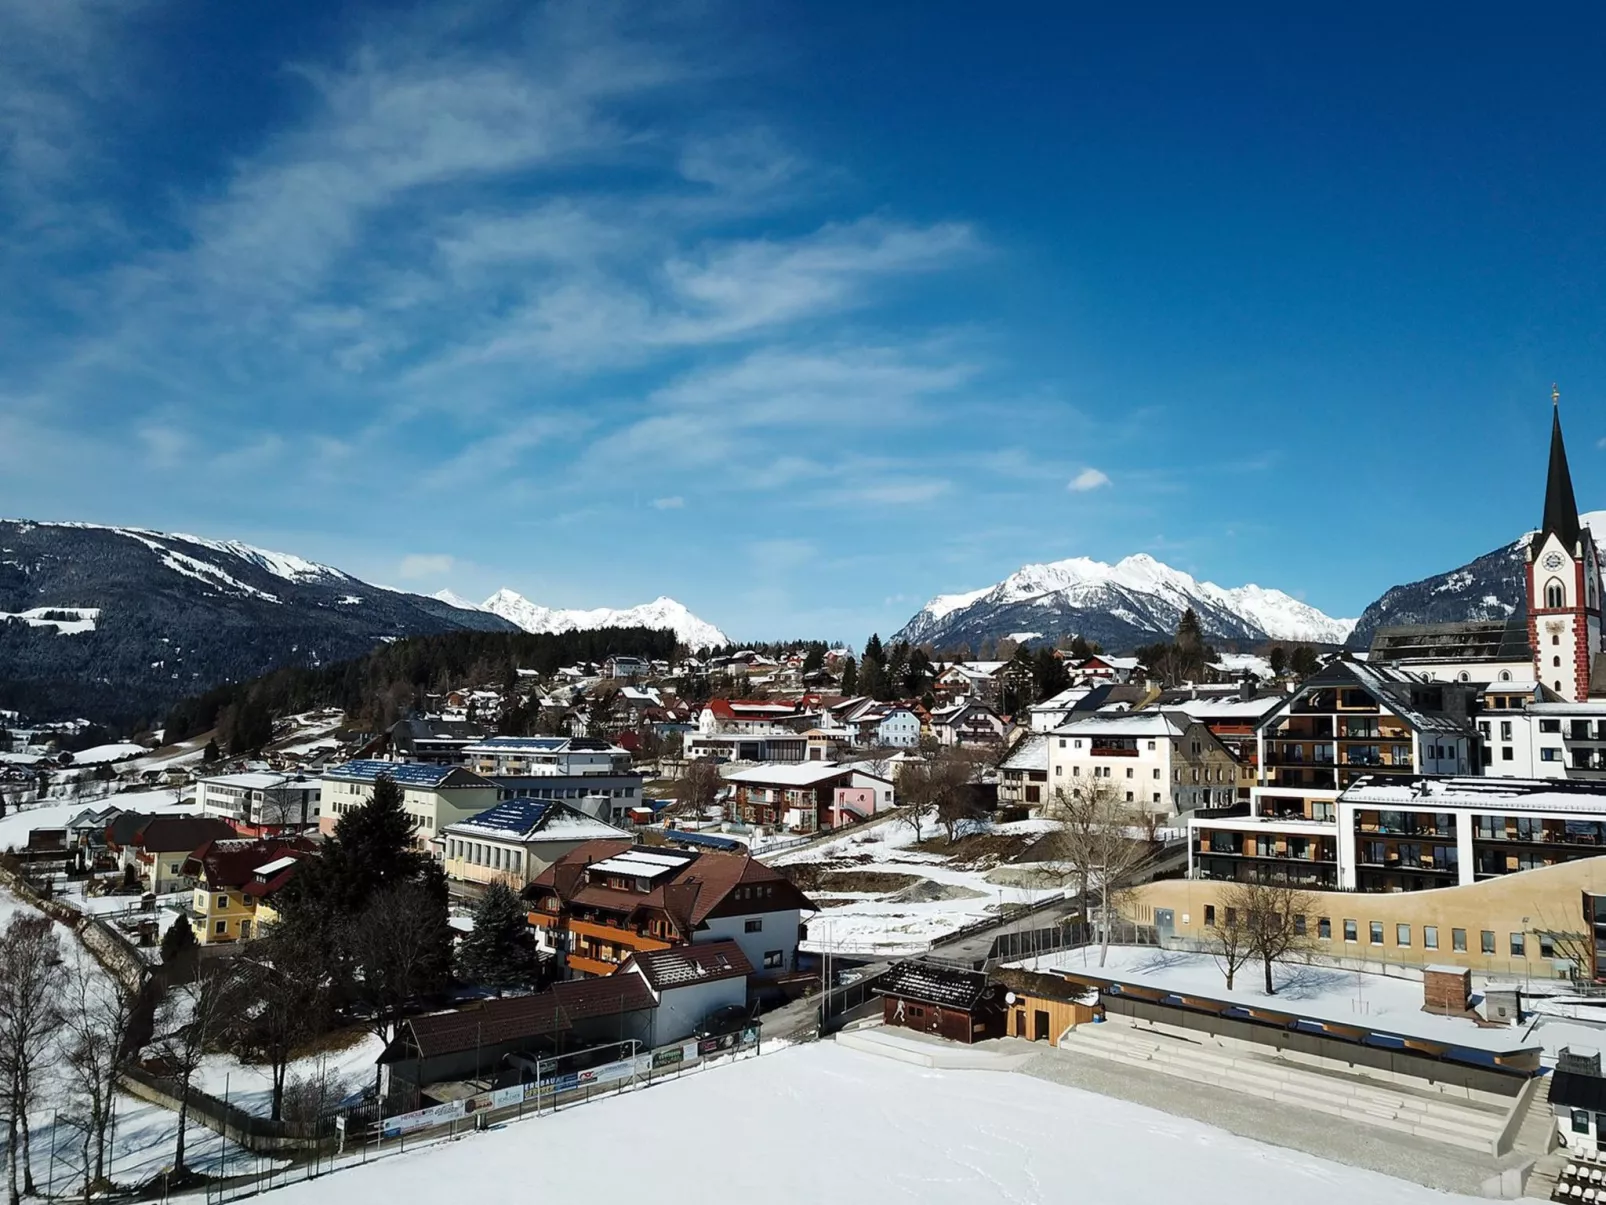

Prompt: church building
xmin=1526 ymin=394 xmax=1605 ymax=701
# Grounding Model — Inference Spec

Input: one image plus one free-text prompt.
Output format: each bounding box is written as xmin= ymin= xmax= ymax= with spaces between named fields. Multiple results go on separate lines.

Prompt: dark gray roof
xmin=876 ymin=960 xmax=995 ymax=1010
xmin=1368 ymin=617 xmax=1532 ymax=666
xmin=1542 ymin=404 xmax=1584 ymax=552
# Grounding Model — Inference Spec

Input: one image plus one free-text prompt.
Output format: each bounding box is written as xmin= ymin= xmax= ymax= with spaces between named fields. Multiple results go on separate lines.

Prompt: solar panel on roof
xmin=327 ymin=760 xmax=461 ymax=785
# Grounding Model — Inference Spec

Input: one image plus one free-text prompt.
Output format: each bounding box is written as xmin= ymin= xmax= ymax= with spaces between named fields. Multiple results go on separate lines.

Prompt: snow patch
xmin=480 ymin=590 xmax=728 ymax=649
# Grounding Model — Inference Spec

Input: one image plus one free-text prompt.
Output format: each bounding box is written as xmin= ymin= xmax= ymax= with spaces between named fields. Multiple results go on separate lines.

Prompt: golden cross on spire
xmin=1553 ymin=382 xmax=1560 ymax=408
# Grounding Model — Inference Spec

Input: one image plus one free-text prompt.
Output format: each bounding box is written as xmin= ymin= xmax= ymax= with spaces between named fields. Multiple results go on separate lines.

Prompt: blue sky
xmin=3 ymin=1 xmax=1604 ymax=643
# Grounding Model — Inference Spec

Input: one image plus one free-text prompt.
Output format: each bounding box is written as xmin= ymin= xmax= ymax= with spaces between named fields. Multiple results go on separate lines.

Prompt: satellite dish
xmin=1004 ymin=991 xmax=1017 ymax=1005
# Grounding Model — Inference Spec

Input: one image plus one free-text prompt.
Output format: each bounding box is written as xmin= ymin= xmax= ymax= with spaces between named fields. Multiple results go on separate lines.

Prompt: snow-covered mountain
xmin=1348 ymin=511 xmax=1606 ymax=648
xmin=894 ymin=553 xmax=1356 ymax=651
xmin=468 ymin=589 xmax=727 ymax=650
xmin=0 ymin=519 xmax=516 ymax=726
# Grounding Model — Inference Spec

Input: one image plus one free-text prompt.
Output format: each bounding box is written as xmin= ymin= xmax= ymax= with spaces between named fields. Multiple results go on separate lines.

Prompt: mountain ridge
xmin=473 ymin=589 xmax=727 ymax=650
xmin=895 ymin=552 xmax=1357 ymax=651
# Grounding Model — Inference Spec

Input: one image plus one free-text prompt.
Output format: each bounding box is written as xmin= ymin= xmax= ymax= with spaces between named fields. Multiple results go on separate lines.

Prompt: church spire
xmin=1542 ymin=387 xmax=1583 ymax=552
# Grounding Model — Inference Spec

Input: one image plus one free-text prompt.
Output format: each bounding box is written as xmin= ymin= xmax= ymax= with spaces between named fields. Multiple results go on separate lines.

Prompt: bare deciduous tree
xmin=1041 ymin=781 xmax=1157 ymax=966
xmin=1205 ymin=899 xmax=1254 ymax=990
xmin=345 ymin=881 xmax=450 ymax=1049
xmin=233 ymin=925 xmax=330 ymax=1121
xmin=0 ymin=913 xmax=66 ymax=1205
xmin=1227 ymin=879 xmax=1317 ymax=995
xmin=671 ymin=760 xmax=723 ymax=822
xmin=150 ymin=965 xmax=246 ymax=1176
xmin=60 ymin=957 xmax=139 ymax=1197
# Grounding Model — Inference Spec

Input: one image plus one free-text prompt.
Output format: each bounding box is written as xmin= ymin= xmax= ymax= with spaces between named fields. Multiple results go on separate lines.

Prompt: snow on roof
xmin=252 ymin=855 xmax=299 ymax=876
xmin=1339 ymin=775 xmax=1606 ymax=815
xmin=445 ymin=798 xmax=628 ymax=843
xmin=1171 ymin=697 xmax=1285 ymax=720
xmin=999 ymin=734 xmax=1049 ymax=772
xmin=1051 ymin=712 xmax=1188 ymax=738
xmin=200 ymin=772 xmax=318 ymax=790
xmin=722 ymin=762 xmax=872 ymax=787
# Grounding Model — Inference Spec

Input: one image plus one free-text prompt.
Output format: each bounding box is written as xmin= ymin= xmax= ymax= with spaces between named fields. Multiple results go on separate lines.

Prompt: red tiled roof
xmin=126 ymin=816 xmax=237 ymax=855
xmin=181 ymin=836 xmax=314 ymax=892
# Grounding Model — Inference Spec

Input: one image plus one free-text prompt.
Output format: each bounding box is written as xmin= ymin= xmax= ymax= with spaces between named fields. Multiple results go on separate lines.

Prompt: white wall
xmin=701 ymin=909 xmax=801 ymax=977
xmin=646 ymin=974 xmax=746 ymax=1047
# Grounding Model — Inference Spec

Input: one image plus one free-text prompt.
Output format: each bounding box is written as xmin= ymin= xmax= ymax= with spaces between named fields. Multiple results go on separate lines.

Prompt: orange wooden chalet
xmin=523 ymin=839 xmax=816 ymax=982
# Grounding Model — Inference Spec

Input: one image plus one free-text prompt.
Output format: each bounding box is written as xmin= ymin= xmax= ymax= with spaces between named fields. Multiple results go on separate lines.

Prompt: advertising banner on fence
xmin=380 ymin=1098 xmax=466 ymax=1138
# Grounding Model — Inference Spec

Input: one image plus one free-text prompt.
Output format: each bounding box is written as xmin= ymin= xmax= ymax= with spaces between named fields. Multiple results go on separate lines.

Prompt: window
xmin=216 ymin=895 xmax=228 ymax=909
xmin=1368 ymin=921 xmax=1383 ymax=945
xmin=1395 ymin=924 xmax=1410 ymax=946
xmin=1152 ymin=793 xmax=1161 ymax=804
xmin=214 ymin=921 xmax=226 ymax=935
xmin=1481 ymin=930 xmax=1495 ymax=955
xmin=1153 ymin=769 xmax=1160 ymax=778
xmin=1204 ymin=905 xmax=1216 ymax=927
xmin=1452 ymin=928 xmax=1467 ymax=952
xmin=1293 ymin=914 xmax=1307 ymax=937
xmin=1500 ymin=721 xmax=1512 ymax=741
xmin=1541 ymin=719 xmax=1561 ymax=734
xmin=763 ymin=950 xmax=783 ymax=969
xmin=1125 ymin=767 xmax=1134 ymax=779
xmin=1501 ymin=746 xmax=1513 ymax=761
xmin=1573 ymin=1109 xmax=1591 ymax=1135
xmin=1225 ymin=908 xmax=1238 ymax=926
xmin=745 ymin=918 xmax=763 ymax=933
xmin=1424 ymin=926 xmax=1438 ymax=950
xmin=1317 ymin=917 xmax=1331 ymax=939
xmin=1125 ymin=791 xmax=1134 ymax=802
xmin=1545 ymin=580 xmax=1566 ymax=609
xmin=1343 ymin=919 xmax=1357 ymax=942
xmin=1147 ymin=741 xmax=1156 ymax=751
xmin=168 ymin=862 xmax=181 ymax=875
xmin=1541 ymin=934 xmax=1555 ymax=959
xmin=1510 ymin=933 xmax=1526 ymax=957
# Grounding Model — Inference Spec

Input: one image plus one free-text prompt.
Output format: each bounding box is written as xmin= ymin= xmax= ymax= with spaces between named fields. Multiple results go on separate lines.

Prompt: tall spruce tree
xmin=840 ymin=656 xmax=858 ymax=695
xmin=455 ymin=882 xmax=538 ymax=995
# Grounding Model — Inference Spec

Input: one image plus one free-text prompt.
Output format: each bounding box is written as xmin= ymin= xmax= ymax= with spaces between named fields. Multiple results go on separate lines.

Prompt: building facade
xmin=320 ymin=760 xmax=499 ymax=849
xmin=1045 ymin=711 xmax=1243 ymax=816
xmin=438 ymin=799 xmax=629 ymax=888
xmin=195 ymin=772 xmax=322 ymax=833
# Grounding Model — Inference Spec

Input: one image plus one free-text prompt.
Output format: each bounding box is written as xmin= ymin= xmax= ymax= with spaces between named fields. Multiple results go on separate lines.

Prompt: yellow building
xmin=181 ymin=838 xmax=311 ymax=946
xmin=1128 ymin=855 xmax=1606 ymax=979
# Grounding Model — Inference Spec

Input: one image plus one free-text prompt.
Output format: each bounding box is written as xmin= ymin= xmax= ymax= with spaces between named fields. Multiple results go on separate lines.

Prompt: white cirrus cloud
xmin=398 ymin=553 xmax=455 ymax=579
xmin=650 ymin=496 xmax=685 ymax=510
xmin=1068 ymin=468 xmax=1111 ymax=492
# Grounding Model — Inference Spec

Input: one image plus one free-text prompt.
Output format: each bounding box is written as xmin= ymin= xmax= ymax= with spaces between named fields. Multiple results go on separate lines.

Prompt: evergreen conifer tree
xmin=161 ymin=916 xmax=196 ymax=968
xmin=321 ymin=774 xmax=427 ymax=913
xmin=202 ymin=737 xmax=220 ymax=763
xmin=840 ymin=656 xmax=858 ymax=695
xmin=455 ymin=881 xmax=538 ymax=994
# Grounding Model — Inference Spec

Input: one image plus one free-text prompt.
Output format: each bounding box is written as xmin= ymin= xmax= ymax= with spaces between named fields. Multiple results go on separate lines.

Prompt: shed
xmin=991 ymin=967 xmax=1101 ymax=1045
xmin=875 ymin=960 xmax=1005 ymax=1045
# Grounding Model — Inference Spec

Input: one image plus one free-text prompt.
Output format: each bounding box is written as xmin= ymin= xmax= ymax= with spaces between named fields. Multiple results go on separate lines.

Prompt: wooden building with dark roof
xmin=874 ymin=959 xmax=1006 ymax=1044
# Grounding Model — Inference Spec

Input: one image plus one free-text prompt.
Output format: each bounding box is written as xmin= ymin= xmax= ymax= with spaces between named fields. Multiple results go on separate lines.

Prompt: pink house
xmin=827 ymin=785 xmax=879 ymax=829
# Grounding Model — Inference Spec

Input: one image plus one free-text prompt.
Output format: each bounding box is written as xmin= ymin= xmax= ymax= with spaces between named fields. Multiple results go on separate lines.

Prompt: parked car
xmin=693 ymin=1004 xmax=753 ymax=1040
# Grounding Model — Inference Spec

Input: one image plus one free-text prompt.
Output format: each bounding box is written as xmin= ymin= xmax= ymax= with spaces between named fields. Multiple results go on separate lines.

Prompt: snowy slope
xmin=430 ymin=589 xmax=485 ymax=612
xmin=896 ymin=552 xmax=1355 ymax=650
xmin=480 ymin=589 xmax=728 ymax=649
xmin=251 ymin=1043 xmax=1485 ymax=1205
xmin=1348 ymin=510 xmax=1606 ymax=647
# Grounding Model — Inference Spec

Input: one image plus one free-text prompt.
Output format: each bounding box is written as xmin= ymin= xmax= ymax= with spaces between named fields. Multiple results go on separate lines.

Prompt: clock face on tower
xmin=1543 ymin=552 xmax=1565 ymax=570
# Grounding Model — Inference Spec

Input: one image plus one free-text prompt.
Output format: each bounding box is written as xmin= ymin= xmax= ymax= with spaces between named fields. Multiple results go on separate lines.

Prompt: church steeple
xmin=1542 ymin=387 xmax=1583 ymax=552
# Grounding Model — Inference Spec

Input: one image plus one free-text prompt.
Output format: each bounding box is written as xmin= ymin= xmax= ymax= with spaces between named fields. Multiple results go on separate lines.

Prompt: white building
xmin=320 ymin=760 xmax=499 ymax=849
xmin=462 ymin=736 xmax=631 ymax=777
xmin=1046 ymin=711 xmax=1243 ymax=816
xmin=195 ymin=772 xmax=321 ymax=831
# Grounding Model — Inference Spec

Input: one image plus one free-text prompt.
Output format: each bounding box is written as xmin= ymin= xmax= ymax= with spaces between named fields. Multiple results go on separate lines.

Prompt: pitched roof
xmin=526 ymin=841 xmax=816 ymax=935
xmin=1543 ymin=403 xmax=1584 ymax=552
xmin=124 ymin=815 xmax=237 ymax=854
xmin=625 ymin=939 xmax=752 ymax=992
xmin=442 ymin=799 xmax=628 ymax=844
xmin=394 ymin=974 xmax=658 ymax=1060
xmin=991 ymin=966 xmax=1098 ymax=1006
xmin=322 ymin=760 xmax=496 ymax=788
xmin=182 ymin=836 xmax=315 ymax=892
xmin=876 ymin=960 xmax=996 ymax=1010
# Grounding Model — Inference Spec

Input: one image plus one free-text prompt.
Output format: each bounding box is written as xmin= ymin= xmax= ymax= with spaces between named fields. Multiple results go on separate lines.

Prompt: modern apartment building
xmin=320 ymin=760 xmax=499 ymax=849
xmin=462 ymin=736 xmax=631 ymax=778
xmin=437 ymin=798 xmax=628 ymax=888
xmin=195 ymin=772 xmax=321 ymax=833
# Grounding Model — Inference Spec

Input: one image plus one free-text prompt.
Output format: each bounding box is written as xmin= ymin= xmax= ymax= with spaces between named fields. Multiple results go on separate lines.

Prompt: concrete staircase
xmin=1057 ymin=1021 xmax=1512 ymax=1154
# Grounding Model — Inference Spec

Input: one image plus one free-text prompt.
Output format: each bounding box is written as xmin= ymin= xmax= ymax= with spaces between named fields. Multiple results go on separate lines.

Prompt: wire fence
xmin=145 ymin=1031 xmax=773 ymax=1205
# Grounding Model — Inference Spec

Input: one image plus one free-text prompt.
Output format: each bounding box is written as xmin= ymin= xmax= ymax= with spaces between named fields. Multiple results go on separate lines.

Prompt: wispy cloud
xmin=650 ymin=496 xmax=685 ymax=510
xmin=398 ymin=553 xmax=455 ymax=579
xmin=1068 ymin=467 xmax=1111 ymax=492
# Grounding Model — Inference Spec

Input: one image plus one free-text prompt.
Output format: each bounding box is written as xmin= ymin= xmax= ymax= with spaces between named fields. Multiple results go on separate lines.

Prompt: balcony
xmin=566 ymin=953 xmax=620 ymax=978
xmin=569 ymin=917 xmax=673 ymax=952
xmin=1089 ymin=744 xmax=1140 ymax=757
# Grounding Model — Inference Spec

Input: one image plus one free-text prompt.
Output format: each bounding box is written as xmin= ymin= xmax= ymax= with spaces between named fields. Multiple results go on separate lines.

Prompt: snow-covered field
xmin=70 ymin=742 xmax=149 ymax=765
xmin=1016 ymin=945 xmax=1535 ymax=1054
xmin=245 ymin=1041 xmax=1481 ymax=1205
xmin=773 ymin=816 xmax=1066 ymax=955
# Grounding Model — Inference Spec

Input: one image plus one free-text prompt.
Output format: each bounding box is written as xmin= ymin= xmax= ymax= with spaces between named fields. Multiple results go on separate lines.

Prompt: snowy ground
xmin=773 ymin=815 xmax=1068 ymax=955
xmin=70 ymin=742 xmax=149 ymax=765
xmin=1014 ymin=944 xmax=1535 ymax=1054
xmin=194 ymin=1034 xmax=385 ymax=1118
xmin=229 ymin=1041 xmax=1484 ymax=1205
xmin=0 ymin=885 xmax=262 ymax=1193
xmin=0 ymin=789 xmax=197 ymax=854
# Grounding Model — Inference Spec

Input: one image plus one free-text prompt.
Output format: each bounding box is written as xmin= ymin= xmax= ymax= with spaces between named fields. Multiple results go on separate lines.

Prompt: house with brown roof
xmin=619 ymin=939 xmax=754 ymax=1048
xmin=382 ymin=973 xmax=660 ymax=1093
xmin=524 ymin=841 xmax=816 ymax=981
xmin=105 ymin=814 xmax=238 ymax=894
xmin=180 ymin=836 xmax=314 ymax=945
